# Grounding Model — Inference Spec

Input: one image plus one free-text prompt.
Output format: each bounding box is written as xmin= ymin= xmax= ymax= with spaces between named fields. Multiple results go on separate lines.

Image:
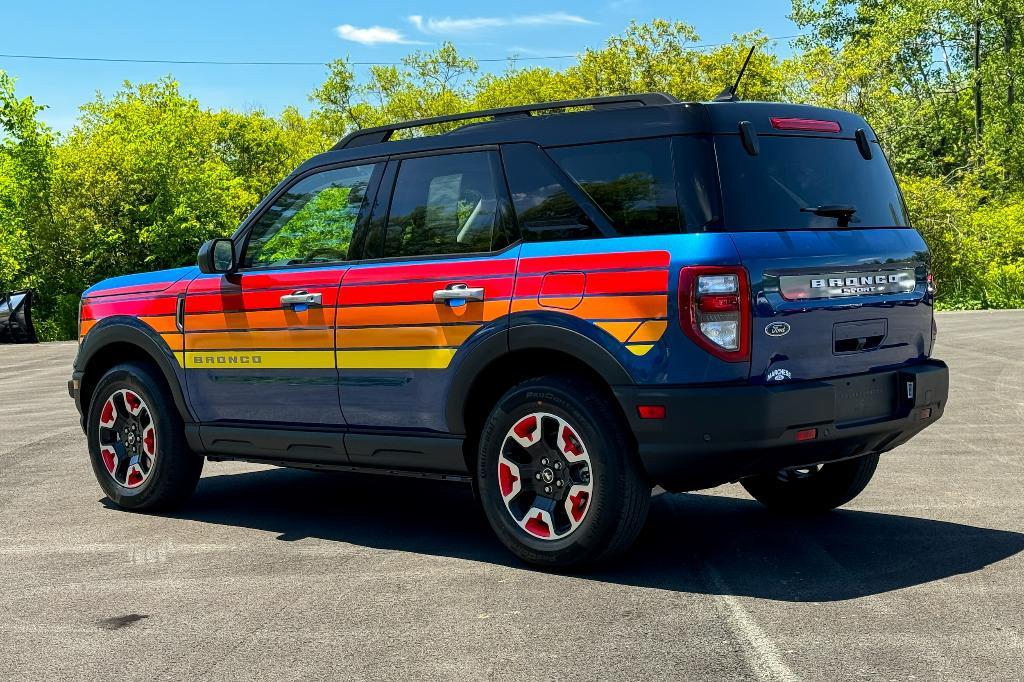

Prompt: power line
xmin=0 ymin=33 xmax=807 ymax=68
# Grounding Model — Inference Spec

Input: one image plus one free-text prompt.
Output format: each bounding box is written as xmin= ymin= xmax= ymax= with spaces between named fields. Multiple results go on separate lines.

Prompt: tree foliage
xmin=1 ymin=9 xmax=1023 ymax=339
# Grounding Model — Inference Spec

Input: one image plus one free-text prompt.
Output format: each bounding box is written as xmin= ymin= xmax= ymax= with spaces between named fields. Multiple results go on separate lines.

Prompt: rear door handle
xmin=281 ymin=290 xmax=322 ymax=308
xmin=432 ymin=283 xmax=485 ymax=304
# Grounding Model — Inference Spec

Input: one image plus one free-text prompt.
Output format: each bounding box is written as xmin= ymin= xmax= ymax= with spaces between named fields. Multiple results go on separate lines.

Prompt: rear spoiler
xmin=0 ymin=289 xmax=39 ymax=343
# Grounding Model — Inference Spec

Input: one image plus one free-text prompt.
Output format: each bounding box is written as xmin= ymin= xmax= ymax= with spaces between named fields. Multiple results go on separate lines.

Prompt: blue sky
xmin=0 ymin=0 xmax=797 ymax=132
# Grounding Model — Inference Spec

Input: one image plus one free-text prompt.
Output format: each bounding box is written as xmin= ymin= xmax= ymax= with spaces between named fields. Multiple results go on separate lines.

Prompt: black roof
xmin=293 ymin=94 xmax=873 ymax=175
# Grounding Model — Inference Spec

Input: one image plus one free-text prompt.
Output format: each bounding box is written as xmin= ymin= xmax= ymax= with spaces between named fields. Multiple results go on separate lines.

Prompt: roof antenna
xmin=713 ymin=45 xmax=756 ymax=102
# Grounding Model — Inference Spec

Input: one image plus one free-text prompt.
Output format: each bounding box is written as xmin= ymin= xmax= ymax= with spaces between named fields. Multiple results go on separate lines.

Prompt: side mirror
xmin=198 ymin=238 xmax=237 ymax=274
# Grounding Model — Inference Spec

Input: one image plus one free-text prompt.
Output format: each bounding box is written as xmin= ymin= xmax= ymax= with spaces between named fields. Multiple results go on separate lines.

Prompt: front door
xmin=336 ymin=150 xmax=518 ymax=432
xmin=184 ymin=161 xmax=384 ymax=425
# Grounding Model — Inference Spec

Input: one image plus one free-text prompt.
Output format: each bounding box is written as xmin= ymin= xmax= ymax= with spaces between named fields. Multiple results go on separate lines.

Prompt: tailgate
xmin=732 ymin=229 xmax=933 ymax=384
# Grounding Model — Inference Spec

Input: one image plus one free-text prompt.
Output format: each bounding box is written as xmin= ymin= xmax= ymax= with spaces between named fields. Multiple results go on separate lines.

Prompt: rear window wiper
xmin=800 ymin=204 xmax=857 ymax=227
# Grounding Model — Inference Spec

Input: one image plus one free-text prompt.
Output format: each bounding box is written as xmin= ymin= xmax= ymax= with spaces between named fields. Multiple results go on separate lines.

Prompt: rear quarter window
xmin=547 ymin=138 xmax=682 ymax=236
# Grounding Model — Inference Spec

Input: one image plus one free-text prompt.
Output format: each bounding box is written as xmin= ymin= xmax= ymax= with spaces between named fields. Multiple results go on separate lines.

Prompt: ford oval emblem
xmin=765 ymin=321 xmax=791 ymax=337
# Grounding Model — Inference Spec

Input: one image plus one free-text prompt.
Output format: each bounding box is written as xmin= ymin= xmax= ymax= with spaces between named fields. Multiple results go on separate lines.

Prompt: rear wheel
xmin=741 ymin=453 xmax=879 ymax=513
xmin=477 ymin=375 xmax=650 ymax=569
xmin=86 ymin=362 xmax=202 ymax=511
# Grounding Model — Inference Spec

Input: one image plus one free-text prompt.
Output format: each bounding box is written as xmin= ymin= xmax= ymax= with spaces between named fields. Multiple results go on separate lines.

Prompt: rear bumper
xmin=614 ymin=360 xmax=949 ymax=491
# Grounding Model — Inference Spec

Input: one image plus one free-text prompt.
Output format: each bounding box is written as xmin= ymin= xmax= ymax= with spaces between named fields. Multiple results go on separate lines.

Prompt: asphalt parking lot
xmin=1 ymin=310 xmax=1022 ymax=681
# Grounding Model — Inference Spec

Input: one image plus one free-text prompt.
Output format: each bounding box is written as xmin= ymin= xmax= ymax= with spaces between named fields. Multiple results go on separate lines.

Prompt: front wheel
xmin=86 ymin=362 xmax=202 ymax=511
xmin=741 ymin=453 xmax=880 ymax=513
xmin=477 ymin=375 xmax=650 ymax=569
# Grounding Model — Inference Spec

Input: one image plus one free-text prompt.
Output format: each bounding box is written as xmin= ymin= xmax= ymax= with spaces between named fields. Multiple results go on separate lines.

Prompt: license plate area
xmin=833 ymin=372 xmax=897 ymax=424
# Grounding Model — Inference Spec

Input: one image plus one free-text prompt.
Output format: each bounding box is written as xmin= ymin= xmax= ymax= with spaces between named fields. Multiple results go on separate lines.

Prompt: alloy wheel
xmin=97 ymin=389 xmax=157 ymax=489
xmin=496 ymin=412 xmax=594 ymax=540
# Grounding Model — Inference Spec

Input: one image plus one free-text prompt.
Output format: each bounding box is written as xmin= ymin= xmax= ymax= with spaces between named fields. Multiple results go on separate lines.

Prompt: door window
xmin=243 ymin=163 xmax=381 ymax=268
xmin=382 ymin=152 xmax=513 ymax=258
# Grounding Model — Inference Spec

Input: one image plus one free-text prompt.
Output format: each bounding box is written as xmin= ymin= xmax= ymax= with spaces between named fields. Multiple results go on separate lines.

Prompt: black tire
xmin=86 ymin=362 xmax=202 ymax=511
xmin=477 ymin=375 xmax=650 ymax=569
xmin=740 ymin=453 xmax=880 ymax=513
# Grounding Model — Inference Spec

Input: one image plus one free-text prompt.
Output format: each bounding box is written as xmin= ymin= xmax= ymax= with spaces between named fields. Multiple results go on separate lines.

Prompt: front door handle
xmin=432 ymin=283 xmax=485 ymax=304
xmin=281 ymin=290 xmax=322 ymax=308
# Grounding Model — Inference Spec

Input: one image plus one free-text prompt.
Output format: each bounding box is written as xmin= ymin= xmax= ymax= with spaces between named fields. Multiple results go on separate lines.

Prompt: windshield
xmin=714 ymin=134 xmax=909 ymax=230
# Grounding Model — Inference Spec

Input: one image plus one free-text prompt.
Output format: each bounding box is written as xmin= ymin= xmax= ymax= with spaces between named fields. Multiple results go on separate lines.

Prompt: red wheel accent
xmin=101 ymin=447 xmax=116 ymax=474
xmin=498 ymin=462 xmax=519 ymax=497
xmin=524 ymin=512 xmax=552 ymax=538
xmin=568 ymin=490 xmax=589 ymax=522
xmin=561 ymin=425 xmax=583 ymax=457
xmin=513 ymin=415 xmax=538 ymax=440
xmin=126 ymin=467 xmax=144 ymax=487
xmin=143 ymin=427 xmax=156 ymax=456
xmin=100 ymin=399 xmax=115 ymax=426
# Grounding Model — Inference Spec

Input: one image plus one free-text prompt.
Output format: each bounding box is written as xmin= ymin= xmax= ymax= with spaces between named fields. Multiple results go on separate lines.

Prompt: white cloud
xmin=334 ymin=24 xmax=424 ymax=46
xmin=407 ymin=12 xmax=594 ymax=35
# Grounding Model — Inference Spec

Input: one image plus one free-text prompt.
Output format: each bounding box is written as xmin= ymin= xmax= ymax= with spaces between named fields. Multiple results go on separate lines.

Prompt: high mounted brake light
xmin=770 ymin=117 xmax=841 ymax=133
xmin=678 ymin=266 xmax=751 ymax=362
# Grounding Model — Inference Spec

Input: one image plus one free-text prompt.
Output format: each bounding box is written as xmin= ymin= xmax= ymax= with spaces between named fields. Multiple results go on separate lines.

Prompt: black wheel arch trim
xmin=444 ymin=318 xmax=634 ymax=434
xmin=75 ymin=317 xmax=194 ymax=423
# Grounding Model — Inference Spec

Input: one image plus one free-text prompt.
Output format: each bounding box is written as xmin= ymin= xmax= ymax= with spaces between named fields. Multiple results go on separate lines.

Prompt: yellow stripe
xmin=626 ymin=344 xmax=654 ymax=356
xmin=595 ymin=321 xmax=641 ymax=343
xmin=627 ymin=320 xmax=668 ymax=343
xmin=174 ymin=352 xmax=185 ymax=367
xmin=337 ymin=348 xmax=457 ymax=370
xmin=183 ymin=350 xmax=335 ymax=369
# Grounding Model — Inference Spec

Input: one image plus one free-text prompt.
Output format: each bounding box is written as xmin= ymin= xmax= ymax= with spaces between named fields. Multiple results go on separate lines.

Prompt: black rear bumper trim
xmin=614 ymin=360 xmax=949 ymax=491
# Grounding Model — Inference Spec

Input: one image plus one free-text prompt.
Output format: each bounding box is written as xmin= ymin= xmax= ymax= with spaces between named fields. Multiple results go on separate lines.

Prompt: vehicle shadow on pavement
xmin=163 ymin=467 xmax=1024 ymax=602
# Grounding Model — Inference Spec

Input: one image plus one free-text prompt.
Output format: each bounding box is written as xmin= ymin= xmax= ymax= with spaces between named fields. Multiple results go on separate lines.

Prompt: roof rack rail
xmin=331 ymin=92 xmax=680 ymax=151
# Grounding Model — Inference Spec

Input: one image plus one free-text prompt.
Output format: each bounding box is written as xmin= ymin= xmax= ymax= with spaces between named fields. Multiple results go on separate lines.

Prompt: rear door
xmin=336 ymin=149 xmax=518 ymax=433
xmin=184 ymin=161 xmax=383 ymax=425
xmin=713 ymin=127 xmax=933 ymax=384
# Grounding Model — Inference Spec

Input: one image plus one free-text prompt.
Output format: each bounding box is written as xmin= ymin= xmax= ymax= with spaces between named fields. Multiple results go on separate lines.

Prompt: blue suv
xmin=70 ymin=93 xmax=949 ymax=568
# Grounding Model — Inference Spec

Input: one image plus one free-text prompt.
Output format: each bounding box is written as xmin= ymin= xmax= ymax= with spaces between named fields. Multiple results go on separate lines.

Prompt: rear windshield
xmin=714 ymin=135 xmax=909 ymax=230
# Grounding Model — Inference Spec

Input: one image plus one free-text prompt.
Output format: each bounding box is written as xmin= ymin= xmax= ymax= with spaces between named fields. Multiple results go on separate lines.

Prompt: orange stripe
xmin=185 ymin=329 xmax=335 ymax=350
xmin=80 ymin=319 xmax=97 ymax=336
xmin=186 ymin=308 xmax=334 ymax=331
xmin=140 ymin=315 xmax=179 ymax=333
xmin=511 ymin=295 xmax=667 ymax=320
xmin=338 ymin=300 xmax=509 ymax=327
xmin=595 ymin=321 xmax=642 ymax=343
xmin=628 ymin=320 xmax=669 ymax=343
xmin=336 ymin=325 xmax=480 ymax=349
xmin=160 ymin=333 xmax=184 ymax=351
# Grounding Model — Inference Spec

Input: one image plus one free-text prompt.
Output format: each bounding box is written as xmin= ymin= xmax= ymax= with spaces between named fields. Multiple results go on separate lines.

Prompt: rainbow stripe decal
xmin=79 ymin=250 xmax=670 ymax=371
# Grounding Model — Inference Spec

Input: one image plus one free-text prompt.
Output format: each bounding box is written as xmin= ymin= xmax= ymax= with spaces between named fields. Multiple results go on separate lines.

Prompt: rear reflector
xmin=698 ymin=294 xmax=740 ymax=313
xmin=918 ymin=408 xmax=932 ymax=420
xmin=795 ymin=428 xmax=818 ymax=442
xmin=770 ymin=117 xmax=841 ymax=133
xmin=637 ymin=405 xmax=666 ymax=420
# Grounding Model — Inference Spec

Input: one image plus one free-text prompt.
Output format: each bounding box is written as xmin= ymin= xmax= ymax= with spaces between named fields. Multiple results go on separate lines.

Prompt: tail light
xmin=678 ymin=266 xmax=751 ymax=362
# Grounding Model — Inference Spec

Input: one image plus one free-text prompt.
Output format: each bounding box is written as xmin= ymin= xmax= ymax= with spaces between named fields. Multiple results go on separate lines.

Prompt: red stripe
xmin=187 ymin=269 xmax=346 ymax=293
xmin=514 ymin=269 xmax=668 ymax=297
xmin=82 ymin=296 xmax=177 ymax=320
xmin=517 ymin=251 xmax=670 ymax=275
xmin=343 ymin=258 xmax=517 ymax=285
xmin=341 ymin=277 xmax=514 ymax=306
xmin=185 ymin=287 xmax=341 ymax=314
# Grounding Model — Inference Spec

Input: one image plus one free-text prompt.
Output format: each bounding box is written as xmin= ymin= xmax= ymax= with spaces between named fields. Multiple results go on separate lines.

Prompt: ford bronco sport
xmin=70 ymin=93 xmax=949 ymax=568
